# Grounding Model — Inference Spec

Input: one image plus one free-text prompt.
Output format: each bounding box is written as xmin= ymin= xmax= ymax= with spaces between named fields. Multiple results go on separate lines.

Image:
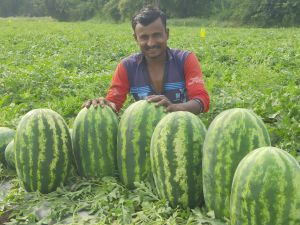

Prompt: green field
xmin=0 ymin=18 xmax=299 ymax=224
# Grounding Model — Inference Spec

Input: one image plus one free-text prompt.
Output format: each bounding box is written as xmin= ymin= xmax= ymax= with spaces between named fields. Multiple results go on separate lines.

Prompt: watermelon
xmin=202 ymin=108 xmax=271 ymax=219
xmin=150 ymin=111 xmax=207 ymax=208
xmin=230 ymin=147 xmax=300 ymax=225
xmin=117 ymin=100 xmax=166 ymax=189
xmin=0 ymin=127 xmax=15 ymax=165
xmin=72 ymin=105 xmax=118 ymax=178
xmin=15 ymin=109 xmax=72 ymax=193
xmin=5 ymin=140 xmax=15 ymax=169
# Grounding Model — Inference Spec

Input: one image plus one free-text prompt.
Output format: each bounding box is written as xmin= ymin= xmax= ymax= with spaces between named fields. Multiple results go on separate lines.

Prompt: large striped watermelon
xmin=15 ymin=109 xmax=72 ymax=193
xmin=230 ymin=147 xmax=300 ymax=225
xmin=0 ymin=127 xmax=15 ymax=165
xmin=117 ymin=100 xmax=166 ymax=189
xmin=202 ymin=108 xmax=271 ymax=219
xmin=72 ymin=105 xmax=118 ymax=178
xmin=150 ymin=111 xmax=207 ymax=208
xmin=5 ymin=140 xmax=15 ymax=169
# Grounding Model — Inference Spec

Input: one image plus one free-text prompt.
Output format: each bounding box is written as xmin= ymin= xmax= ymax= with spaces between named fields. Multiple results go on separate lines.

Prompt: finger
xmin=99 ymin=99 xmax=106 ymax=107
xmin=97 ymin=97 xmax=108 ymax=107
xmin=108 ymin=102 xmax=117 ymax=113
xmin=148 ymin=95 xmax=165 ymax=103
xmin=166 ymin=104 xmax=180 ymax=113
xmin=146 ymin=95 xmax=155 ymax=100
xmin=165 ymin=104 xmax=177 ymax=112
xmin=165 ymin=105 xmax=173 ymax=112
xmin=155 ymin=99 xmax=171 ymax=107
xmin=81 ymin=100 xmax=91 ymax=108
xmin=92 ymin=99 xmax=99 ymax=107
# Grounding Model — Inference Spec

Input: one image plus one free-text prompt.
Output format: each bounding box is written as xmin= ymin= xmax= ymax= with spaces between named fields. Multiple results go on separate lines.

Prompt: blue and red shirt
xmin=106 ymin=48 xmax=210 ymax=112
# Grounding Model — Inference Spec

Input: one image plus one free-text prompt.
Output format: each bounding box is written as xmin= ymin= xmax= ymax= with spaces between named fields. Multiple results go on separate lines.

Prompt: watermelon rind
xmin=0 ymin=127 xmax=15 ymax=165
xmin=202 ymin=108 xmax=271 ymax=219
xmin=5 ymin=140 xmax=15 ymax=169
xmin=230 ymin=146 xmax=300 ymax=225
xmin=72 ymin=105 xmax=118 ymax=178
xmin=15 ymin=109 xmax=72 ymax=193
xmin=150 ymin=111 xmax=207 ymax=208
xmin=117 ymin=100 xmax=166 ymax=189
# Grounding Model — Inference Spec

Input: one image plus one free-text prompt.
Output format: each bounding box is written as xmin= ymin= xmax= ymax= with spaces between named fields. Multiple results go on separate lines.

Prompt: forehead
xmin=134 ymin=18 xmax=166 ymax=35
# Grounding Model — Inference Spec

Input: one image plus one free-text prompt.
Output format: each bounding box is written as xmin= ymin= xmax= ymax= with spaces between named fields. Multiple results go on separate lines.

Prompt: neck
xmin=145 ymin=50 xmax=167 ymax=65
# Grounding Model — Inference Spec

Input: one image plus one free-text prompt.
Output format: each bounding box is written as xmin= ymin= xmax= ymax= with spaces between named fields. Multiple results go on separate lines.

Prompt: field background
xmin=0 ymin=18 xmax=299 ymax=224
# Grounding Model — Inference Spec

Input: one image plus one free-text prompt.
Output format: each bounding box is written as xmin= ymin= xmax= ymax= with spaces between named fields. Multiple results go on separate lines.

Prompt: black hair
xmin=131 ymin=5 xmax=167 ymax=31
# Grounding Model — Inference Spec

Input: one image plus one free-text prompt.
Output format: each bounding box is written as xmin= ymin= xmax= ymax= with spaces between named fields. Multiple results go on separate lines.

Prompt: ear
xmin=133 ymin=33 xmax=137 ymax=41
xmin=166 ymin=28 xmax=169 ymax=39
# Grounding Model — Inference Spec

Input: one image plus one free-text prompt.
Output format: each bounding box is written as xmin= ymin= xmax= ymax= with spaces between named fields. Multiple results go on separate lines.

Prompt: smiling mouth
xmin=146 ymin=46 xmax=160 ymax=50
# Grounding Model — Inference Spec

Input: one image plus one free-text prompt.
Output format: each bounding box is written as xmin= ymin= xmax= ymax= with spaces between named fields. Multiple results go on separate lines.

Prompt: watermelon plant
xmin=230 ymin=147 xmax=300 ymax=225
xmin=117 ymin=100 xmax=166 ymax=189
xmin=202 ymin=108 xmax=271 ymax=219
xmin=14 ymin=109 xmax=72 ymax=193
xmin=0 ymin=18 xmax=299 ymax=224
xmin=150 ymin=111 xmax=207 ymax=208
xmin=72 ymin=105 xmax=118 ymax=178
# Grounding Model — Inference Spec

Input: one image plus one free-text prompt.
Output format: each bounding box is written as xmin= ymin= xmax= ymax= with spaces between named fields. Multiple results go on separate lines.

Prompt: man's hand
xmin=81 ymin=97 xmax=117 ymax=113
xmin=147 ymin=95 xmax=203 ymax=114
xmin=147 ymin=95 xmax=182 ymax=112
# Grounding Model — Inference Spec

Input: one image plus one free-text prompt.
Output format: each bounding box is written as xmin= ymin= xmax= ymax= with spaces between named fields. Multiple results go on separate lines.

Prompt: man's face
xmin=134 ymin=18 xmax=169 ymax=60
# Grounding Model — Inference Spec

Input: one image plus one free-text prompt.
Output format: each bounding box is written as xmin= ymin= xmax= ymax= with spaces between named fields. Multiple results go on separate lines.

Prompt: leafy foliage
xmin=45 ymin=0 xmax=105 ymax=21
xmin=0 ymin=0 xmax=48 ymax=17
xmin=0 ymin=19 xmax=299 ymax=223
xmin=228 ymin=0 xmax=300 ymax=27
xmin=0 ymin=0 xmax=299 ymax=26
xmin=1 ymin=171 xmax=226 ymax=224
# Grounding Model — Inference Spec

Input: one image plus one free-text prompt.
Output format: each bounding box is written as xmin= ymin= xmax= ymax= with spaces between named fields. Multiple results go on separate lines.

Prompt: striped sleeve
xmin=106 ymin=62 xmax=129 ymax=112
xmin=184 ymin=52 xmax=210 ymax=112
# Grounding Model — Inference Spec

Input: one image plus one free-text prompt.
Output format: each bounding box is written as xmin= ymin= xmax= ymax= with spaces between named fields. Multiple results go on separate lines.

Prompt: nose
xmin=147 ymin=36 xmax=156 ymax=47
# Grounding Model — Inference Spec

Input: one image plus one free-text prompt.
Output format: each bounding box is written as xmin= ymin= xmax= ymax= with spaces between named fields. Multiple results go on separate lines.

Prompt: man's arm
xmin=183 ymin=52 xmax=210 ymax=113
xmin=82 ymin=62 xmax=129 ymax=113
xmin=148 ymin=52 xmax=210 ymax=115
xmin=105 ymin=62 xmax=129 ymax=112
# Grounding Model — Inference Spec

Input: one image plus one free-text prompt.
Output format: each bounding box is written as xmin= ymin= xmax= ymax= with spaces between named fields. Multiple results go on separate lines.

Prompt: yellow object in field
xmin=199 ymin=28 xmax=206 ymax=39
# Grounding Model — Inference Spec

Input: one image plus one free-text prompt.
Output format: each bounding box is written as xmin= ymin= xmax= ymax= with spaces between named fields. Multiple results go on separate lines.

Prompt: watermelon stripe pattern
xmin=5 ymin=140 xmax=15 ymax=169
xmin=117 ymin=100 xmax=166 ymax=189
xmin=0 ymin=127 xmax=15 ymax=165
xmin=230 ymin=147 xmax=300 ymax=225
xmin=150 ymin=111 xmax=207 ymax=208
xmin=15 ymin=109 xmax=72 ymax=193
xmin=202 ymin=108 xmax=271 ymax=219
xmin=72 ymin=106 xmax=118 ymax=178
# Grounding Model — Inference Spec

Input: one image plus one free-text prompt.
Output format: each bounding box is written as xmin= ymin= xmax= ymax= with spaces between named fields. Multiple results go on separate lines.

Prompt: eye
xmin=153 ymin=33 xmax=162 ymax=38
xmin=139 ymin=35 xmax=148 ymax=41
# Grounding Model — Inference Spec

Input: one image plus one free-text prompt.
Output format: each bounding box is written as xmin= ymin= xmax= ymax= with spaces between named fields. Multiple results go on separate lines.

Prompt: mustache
xmin=145 ymin=45 xmax=160 ymax=50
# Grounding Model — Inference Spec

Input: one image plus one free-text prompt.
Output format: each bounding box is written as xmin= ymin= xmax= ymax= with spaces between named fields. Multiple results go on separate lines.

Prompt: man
xmin=83 ymin=5 xmax=210 ymax=114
